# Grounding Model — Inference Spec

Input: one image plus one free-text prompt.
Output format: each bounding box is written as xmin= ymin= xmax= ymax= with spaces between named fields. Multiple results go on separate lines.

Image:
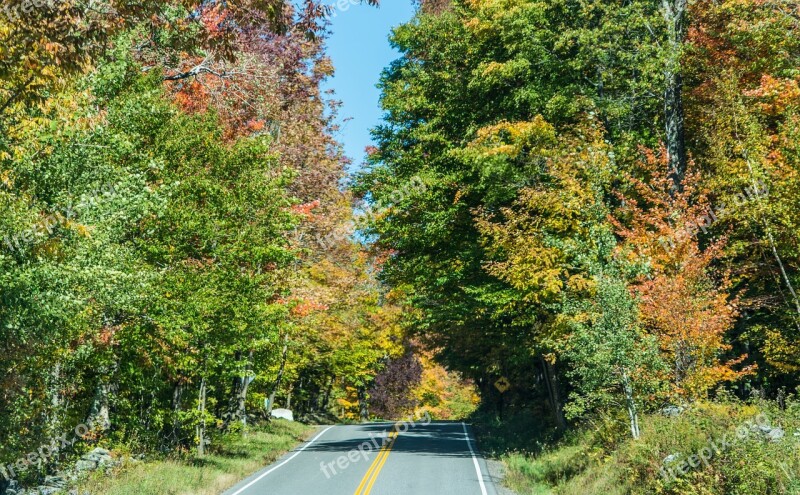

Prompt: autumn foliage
xmin=614 ymin=149 xmax=755 ymax=398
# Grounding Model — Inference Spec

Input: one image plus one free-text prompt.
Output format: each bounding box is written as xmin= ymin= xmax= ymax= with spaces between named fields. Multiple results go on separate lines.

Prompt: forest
xmin=1 ymin=0 xmax=800 ymax=494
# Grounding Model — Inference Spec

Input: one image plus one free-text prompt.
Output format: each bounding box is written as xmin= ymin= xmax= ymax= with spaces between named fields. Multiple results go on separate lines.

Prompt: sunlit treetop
xmin=0 ymin=0 xmax=379 ymax=120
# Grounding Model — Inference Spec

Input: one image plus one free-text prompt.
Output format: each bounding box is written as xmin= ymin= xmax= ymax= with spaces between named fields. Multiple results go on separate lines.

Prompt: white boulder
xmin=271 ymin=408 xmax=294 ymax=421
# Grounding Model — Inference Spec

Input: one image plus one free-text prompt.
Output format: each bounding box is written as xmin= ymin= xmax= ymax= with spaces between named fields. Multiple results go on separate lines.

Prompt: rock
xmin=766 ymin=427 xmax=785 ymax=442
xmin=270 ymin=408 xmax=294 ymax=421
xmin=78 ymin=447 xmax=112 ymax=471
xmin=75 ymin=459 xmax=97 ymax=472
xmin=661 ymin=406 xmax=684 ymax=417
xmin=85 ymin=453 xmax=110 ymax=464
xmin=3 ymin=481 xmax=20 ymax=495
xmin=42 ymin=476 xmax=65 ymax=489
xmin=663 ymin=453 xmax=680 ymax=464
xmin=751 ymin=424 xmax=785 ymax=442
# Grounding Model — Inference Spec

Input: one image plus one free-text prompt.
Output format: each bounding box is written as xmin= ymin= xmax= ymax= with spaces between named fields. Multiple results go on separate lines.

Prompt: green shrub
xmin=499 ymin=396 xmax=800 ymax=495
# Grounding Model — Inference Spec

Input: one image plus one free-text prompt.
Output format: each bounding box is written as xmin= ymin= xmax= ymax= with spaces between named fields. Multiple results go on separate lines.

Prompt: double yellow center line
xmin=353 ymin=426 xmax=400 ymax=495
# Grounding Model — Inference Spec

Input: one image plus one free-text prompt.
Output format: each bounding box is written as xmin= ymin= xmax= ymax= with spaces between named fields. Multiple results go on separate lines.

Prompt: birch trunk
xmin=622 ymin=371 xmax=641 ymax=439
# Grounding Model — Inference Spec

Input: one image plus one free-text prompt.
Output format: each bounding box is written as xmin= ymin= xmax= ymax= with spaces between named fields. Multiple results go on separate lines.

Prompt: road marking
xmin=462 ymin=422 xmax=488 ymax=495
xmin=354 ymin=428 xmax=399 ymax=495
xmin=363 ymin=431 xmax=397 ymax=494
xmin=354 ymin=435 xmax=390 ymax=494
xmin=353 ymin=433 xmax=392 ymax=495
xmin=228 ymin=425 xmax=334 ymax=495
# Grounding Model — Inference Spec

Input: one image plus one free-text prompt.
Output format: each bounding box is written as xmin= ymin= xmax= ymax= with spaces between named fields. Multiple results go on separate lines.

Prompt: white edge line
xmin=229 ymin=425 xmax=335 ymax=495
xmin=462 ymin=421 xmax=489 ymax=495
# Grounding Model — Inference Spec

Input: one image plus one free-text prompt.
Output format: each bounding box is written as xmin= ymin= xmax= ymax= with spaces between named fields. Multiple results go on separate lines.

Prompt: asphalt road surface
xmin=222 ymin=421 xmax=499 ymax=495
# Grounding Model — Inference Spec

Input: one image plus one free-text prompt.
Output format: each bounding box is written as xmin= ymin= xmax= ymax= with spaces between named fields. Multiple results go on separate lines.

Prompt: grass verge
xmin=473 ymin=396 xmax=800 ymax=495
xmin=76 ymin=420 xmax=315 ymax=495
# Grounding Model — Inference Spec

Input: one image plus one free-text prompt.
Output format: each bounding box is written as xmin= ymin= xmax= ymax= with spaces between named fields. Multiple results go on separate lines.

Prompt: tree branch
xmin=0 ymin=75 xmax=35 ymax=117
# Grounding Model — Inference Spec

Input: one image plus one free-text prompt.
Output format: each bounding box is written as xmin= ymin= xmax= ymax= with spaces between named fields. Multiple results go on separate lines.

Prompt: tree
xmin=368 ymin=346 xmax=423 ymax=419
xmin=684 ymin=0 xmax=800 ymax=387
xmin=565 ymin=274 xmax=665 ymax=440
xmin=0 ymin=0 xmax=347 ymax=123
xmin=356 ymin=0 xmax=675 ymax=425
xmin=613 ymin=148 xmax=755 ymax=399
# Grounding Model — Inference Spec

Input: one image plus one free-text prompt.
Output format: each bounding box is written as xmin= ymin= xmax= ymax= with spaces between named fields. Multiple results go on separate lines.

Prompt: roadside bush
xmin=499 ymin=394 xmax=800 ymax=495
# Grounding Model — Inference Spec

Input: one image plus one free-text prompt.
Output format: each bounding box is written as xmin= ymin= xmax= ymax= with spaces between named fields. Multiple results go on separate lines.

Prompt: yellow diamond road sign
xmin=494 ymin=376 xmax=510 ymax=393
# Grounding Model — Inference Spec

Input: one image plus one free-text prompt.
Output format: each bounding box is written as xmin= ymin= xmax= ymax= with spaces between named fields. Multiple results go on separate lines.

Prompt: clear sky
xmin=322 ymin=1 xmax=416 ymax=173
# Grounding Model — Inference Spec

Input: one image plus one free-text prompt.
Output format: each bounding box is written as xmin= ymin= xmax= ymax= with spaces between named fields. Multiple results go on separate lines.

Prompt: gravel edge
xmin=486 ymin=457 xmax=519 ymax=495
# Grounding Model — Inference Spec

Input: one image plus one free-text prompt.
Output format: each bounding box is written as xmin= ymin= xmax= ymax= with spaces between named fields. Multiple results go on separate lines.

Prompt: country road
xmin=222 ymin=422 xmax=499 ymax=495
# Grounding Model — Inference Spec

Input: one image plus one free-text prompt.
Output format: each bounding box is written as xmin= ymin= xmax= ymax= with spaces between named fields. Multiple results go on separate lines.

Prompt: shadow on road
xmin=302 ymin=422 xmax=475 ymax=458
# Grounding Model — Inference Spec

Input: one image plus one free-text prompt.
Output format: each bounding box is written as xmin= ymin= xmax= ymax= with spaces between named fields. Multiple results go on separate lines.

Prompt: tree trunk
xmin=742 ymin=161 xmax=800 ymax=326
xmin=541 ymin=356 xmax=568 ymax=432
xmin=88 ymin=381 xmax=111 ymax=430
xmin=228 ymin=350 xmax=253 ymax=427
xmin=321 ymin=375 xmax=334 ymax=410
xmin=237 ymin=351 xmax=253 ymax=427
xmin=87 ymin=362 xmax=116 ymax=431
xmin=47 ymin=362 xmax=62 ymax=433
xmin=622 ymin=371 xmax=640 ymax=439
xmin=310 ymin=381 xmax=320 ymax=413
xmin=171 ymin=381 xmax=184 ymax=444
xmin=197 ymin=376 xmax=207 ymax=456
xmin=496 ymin=387 xmax=505 ymax=421
xmin=765 ymin=230 xmax=800 ymax=319
xmin=229 ymin=351 xmax=243 ymax=422
xmin=357 ymin=385 xmax=369 ymax=422
xmin=267 ymin=336 xmax=289 ymax=414
xmin=663 ymin=0 xmax=688 ymax=190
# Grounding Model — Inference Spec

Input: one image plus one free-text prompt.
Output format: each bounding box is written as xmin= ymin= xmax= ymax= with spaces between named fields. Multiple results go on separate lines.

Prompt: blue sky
xmin=321 ymin=1 xmax=416 ymax=172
